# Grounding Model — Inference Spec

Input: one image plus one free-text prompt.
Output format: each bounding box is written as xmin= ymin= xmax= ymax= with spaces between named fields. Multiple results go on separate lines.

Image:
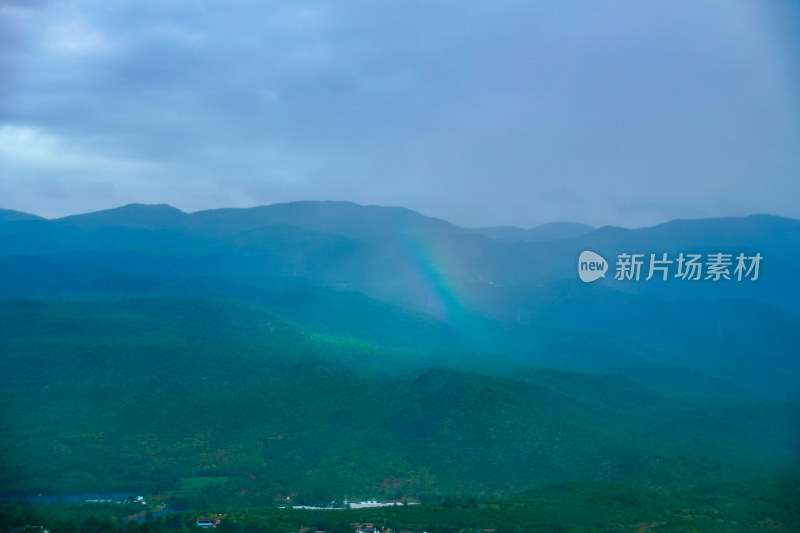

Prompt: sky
xmin=1 ymin=0 xmax=799 ymax=229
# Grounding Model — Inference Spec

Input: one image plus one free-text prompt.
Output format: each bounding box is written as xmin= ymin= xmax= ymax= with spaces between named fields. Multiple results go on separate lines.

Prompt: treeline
xmin=2 ymin=476 xmax=799 ymax=533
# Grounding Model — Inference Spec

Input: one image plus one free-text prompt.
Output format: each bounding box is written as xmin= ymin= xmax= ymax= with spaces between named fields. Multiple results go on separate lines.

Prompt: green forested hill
xmin=1 ymin=298 xmax=797 ymax=501
xmin=1 ymin=203 xmax=799 ymax=509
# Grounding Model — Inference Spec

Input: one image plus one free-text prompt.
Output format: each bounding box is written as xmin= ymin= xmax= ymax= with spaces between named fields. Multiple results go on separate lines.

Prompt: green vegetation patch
xmin=178 ymin=477 xmax=230 ymax=492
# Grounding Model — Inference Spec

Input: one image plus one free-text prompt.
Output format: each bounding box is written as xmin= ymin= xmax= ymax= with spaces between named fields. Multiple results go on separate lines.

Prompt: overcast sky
xmin=1 ymin=0 xmax=799 ymax=228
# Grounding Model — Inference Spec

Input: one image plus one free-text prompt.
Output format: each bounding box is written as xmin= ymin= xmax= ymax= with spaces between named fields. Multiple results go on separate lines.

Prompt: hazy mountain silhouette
xmin=1 ymin=202 xmax=797 ymax=397
xmin=0 ymin=208 xmax=44 ymax=222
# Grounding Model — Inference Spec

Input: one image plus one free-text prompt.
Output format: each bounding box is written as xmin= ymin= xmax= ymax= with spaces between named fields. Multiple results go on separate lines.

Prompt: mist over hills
xmin=0 ymin=201 xmax=798 ymax=500
xmin=470 ymin=222 xmax=595 ymax=243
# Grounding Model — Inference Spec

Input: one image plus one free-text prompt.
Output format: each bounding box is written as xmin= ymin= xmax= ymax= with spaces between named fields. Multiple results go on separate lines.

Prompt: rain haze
xmin=1 ymin=0 xmax=799 ymax=228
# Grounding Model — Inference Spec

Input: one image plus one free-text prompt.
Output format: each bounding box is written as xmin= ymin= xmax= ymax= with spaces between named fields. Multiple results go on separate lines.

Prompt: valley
xmin=0 ymin=202 xmax=798 ymax=529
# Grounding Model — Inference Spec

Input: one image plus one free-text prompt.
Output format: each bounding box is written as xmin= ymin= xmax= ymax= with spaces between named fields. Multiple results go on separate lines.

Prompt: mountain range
xmin=0 ymin=202 xmax=798 ymax=501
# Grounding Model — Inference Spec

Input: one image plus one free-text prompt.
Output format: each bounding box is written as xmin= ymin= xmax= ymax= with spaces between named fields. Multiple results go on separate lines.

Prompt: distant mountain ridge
xmin=1 ymin=202 xmax=798 ymax=398
xmin=7 ymin=202 xmax=796 ymax=239
xmin=1 ymin=200 xmax=799 ymax=499
xmin=0 ymin=208 xmax=45 ymax=222
xmin=49 ymin=201 xmax=465 ymax=238
xmin=56 ymin=203 xmax=187 ymax=229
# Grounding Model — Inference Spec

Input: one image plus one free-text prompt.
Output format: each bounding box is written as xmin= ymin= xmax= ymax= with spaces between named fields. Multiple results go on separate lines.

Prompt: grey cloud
xmin=1 ymin=0 xmax=799 ymax=226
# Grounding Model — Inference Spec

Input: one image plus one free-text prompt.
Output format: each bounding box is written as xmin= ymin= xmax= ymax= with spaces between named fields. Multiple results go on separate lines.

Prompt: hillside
xmin=0 ymin=202 xmax=798 ymax=501
xmin=2 ymin=203 xmax=798 ymax=398
xmin=0 ymin=298 xmax=797 ymax=499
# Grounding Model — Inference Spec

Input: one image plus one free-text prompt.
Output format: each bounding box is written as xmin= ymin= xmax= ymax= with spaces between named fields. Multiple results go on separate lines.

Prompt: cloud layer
xmin=2 ymin=0 xmax=799 ymax=227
